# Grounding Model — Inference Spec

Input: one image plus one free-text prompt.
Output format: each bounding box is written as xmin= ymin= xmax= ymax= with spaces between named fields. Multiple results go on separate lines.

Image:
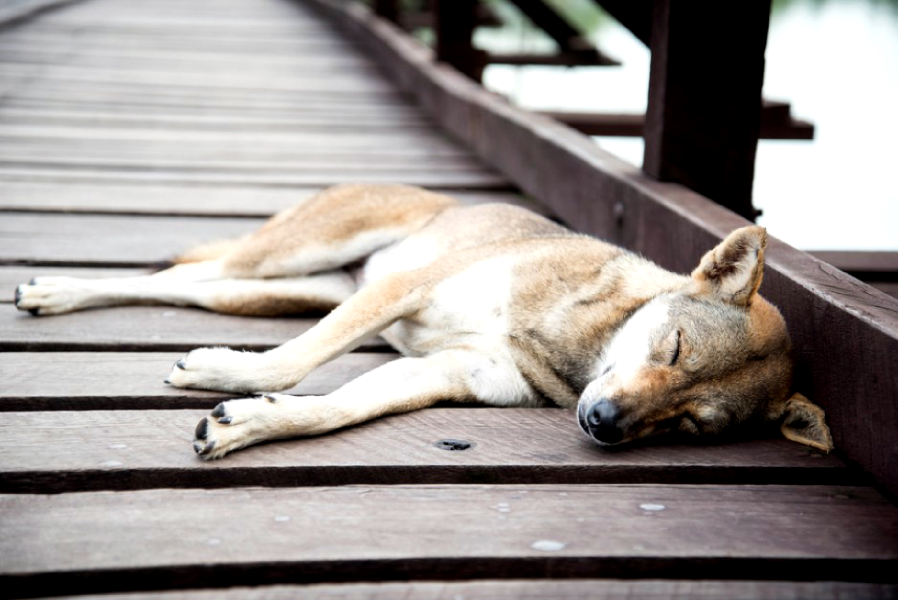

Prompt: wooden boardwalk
xmin=0 ymin=0 xmax=896 ymax=597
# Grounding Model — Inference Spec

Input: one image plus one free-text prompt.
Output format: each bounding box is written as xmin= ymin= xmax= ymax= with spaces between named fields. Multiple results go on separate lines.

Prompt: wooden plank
xmin=0 ymin=124 xmax=473 ymax=151
xmin=0 ymin=164 xmax=509 ymax=189
xmin=0 ymin=106 xmax=436 ymax=130
xmin=0 ymin=182 xmax=538 ymax=217
xmin=2 ymin=84 xmax=417 ymax=110
xmin=0 ymin=352 xmax=397 ymax=410
xmin=0 ymin=0 xmax=81 ymax=30
xmin=642 ymin=0 xmax=770 ymax=220
xmin=0 ymin=62 xmax=401 ymax=93
xmin=1 ymin=484 xmax=896 ymax=596
xmin=313 ymin=0 xmax=898 ymax=500
xmin=0 ymin=214 xmax=263 ymax=266
xmin=0 ymin=95 xmax=422 ymax=117
xmin=78 ymin=580 xmax=898 ymax=600
xmin=0 ymin=408 xmax=852 ymax=493
xmin=0 ymin=304 xmax=387 ymax=352
xmin=811 ymin=251 xmax=898 ymax=280
xmin=0 ymin=152 xmax=494 ymax=172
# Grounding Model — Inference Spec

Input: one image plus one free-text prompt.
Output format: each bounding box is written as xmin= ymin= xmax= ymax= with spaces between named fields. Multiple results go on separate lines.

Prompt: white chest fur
xmin=381 ymin=256 xmax=515 ymax=355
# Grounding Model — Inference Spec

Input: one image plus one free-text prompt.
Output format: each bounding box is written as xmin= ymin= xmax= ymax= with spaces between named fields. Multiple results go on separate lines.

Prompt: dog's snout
xmin=586 ymin=399 xmax=624 ymax=444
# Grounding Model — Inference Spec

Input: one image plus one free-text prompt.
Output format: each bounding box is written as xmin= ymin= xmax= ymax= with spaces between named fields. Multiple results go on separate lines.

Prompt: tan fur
xmin=14 ymin=184 xmax=833 ymax=459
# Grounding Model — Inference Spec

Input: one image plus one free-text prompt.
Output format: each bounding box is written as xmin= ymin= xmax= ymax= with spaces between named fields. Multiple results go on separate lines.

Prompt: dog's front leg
xmin=192 ymin=352 xmax=474 ymax=459
xmin=168 ymin=269 xmax=430 ymax=393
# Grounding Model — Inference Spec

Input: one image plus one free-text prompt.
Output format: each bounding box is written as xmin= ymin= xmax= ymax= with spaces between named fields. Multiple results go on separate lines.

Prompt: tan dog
xmin=15 ymin=184 xmax=833 ymax=459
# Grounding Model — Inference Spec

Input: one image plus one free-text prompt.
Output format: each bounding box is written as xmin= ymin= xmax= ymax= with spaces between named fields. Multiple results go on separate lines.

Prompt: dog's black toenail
xmin=211 ymin=403 xmax=226 ymax=418
xmin=163 ymin=379 xmax=171 ymax=385
xmin=175 ymin=360 xmax=187 ymax=370
xmin=14 ymin=288 xmax=21 ymax=305
xmin=218 ymin=416 xmax=233 ymax=424
xmin=28 ymin=308 xmax=39 ymax=316
xmin=265 ymin=394 xmax=277 ymax=403
xmin=195 ymin=417 xmax=209 ymax=440
xmin=29 ymin=278 xmax=37 ymax=285
xmin=193 ymin=441 xmax=205 ymax=454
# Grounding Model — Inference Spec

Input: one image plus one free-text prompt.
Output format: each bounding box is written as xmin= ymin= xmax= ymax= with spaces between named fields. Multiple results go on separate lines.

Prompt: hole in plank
xmin=434 ymin=438 xmax=475 ymax=451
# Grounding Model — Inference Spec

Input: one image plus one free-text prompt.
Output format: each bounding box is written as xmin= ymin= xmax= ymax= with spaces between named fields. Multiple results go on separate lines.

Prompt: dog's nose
xmin=586 ymin=400 xmax=624 ymax=444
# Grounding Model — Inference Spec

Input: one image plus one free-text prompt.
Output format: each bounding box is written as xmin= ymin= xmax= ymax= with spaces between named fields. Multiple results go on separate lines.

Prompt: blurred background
xmin=461 ymin=0 xmax=897 ymax=251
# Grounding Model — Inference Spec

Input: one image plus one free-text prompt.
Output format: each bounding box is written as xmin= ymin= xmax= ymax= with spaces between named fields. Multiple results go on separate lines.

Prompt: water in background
xmin=479 ymin=0 xmax=898 ymax=251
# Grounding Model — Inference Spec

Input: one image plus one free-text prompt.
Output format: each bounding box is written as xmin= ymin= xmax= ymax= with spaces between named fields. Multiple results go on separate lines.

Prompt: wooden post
xmin=373 ymin=0 xmax=398 ymax=23
xmin=642 ymin=0 xmax=771 ymax=220
xmin=433 ymin=0 xmax=484 ymax=81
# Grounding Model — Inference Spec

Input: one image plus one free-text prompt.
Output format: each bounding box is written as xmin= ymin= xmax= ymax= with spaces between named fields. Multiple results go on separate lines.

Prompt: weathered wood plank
xmin=78 ymin=580 xmax=898 ymax=600
xmin=0 ymin=0 xmax=80 ymax=30
xmin=0 ymin=352 xmax=397 ymax=410
xmin=0 ymin=182 xmax=536 ymax=217
xmin=0 ymin=304 xmax=387 ymax=352
xmin=0 ymin=164 xmax=509 ymax=189
xmin=314 ymin=0 xmax=898 ymax=500
xmin=811 ymin=251 xmax=898 ymax=279
xmin=0 ymin=408 xmax=851 ymax=492
xmin=0 ymin=124 xmax=476 ymax=152
xmin=0 ymin=62 xmax=401 ymax=94
xmin=2 ymin=484 xmax=896 ymax=597
xmin=0 ymin=106 xmax=435 ymax=130
xmin=0 ymin=214 xmax=263 ymax=266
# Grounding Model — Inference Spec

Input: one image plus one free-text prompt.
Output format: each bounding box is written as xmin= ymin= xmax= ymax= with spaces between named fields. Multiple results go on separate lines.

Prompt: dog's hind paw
xmin=166 ymin=347 xmax=280 ymax=393
xmin=14 ymin=277 xmax=90 ymax=316
xmin=192 ymin=394 xmax=289 ymax=459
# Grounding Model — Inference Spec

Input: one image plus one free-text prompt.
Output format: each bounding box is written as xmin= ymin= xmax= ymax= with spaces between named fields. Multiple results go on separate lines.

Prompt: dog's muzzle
xmin=579 ymin=399 xmax=624 ymax=445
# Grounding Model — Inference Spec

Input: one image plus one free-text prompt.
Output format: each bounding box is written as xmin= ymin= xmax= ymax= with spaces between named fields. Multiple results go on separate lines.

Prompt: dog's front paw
xmin=193 ymin=395 xmax=288 ymax=459
xmin=15 ymin=277 xmax=91 ymax=316
xmin=166 ymin=347 xmax=273 ymax=393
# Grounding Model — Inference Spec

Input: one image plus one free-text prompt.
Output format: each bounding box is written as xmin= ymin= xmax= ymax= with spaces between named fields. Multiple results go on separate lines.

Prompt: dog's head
xmin=577 ymin=226 xmax=833 ymax=452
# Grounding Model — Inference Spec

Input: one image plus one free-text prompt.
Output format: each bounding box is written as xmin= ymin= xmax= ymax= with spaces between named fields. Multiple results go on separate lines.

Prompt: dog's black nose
xmin=586 ymin=400 xmax=624 ymax=444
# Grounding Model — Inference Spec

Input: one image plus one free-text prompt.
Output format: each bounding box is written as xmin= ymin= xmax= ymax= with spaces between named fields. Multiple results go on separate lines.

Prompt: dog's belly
xmin=361 ymin=235 xmax=514 ymax=353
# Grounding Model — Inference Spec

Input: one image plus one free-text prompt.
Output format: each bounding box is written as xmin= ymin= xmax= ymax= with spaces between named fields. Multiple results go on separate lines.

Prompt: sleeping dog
xmin=15 ymin=184 xmax=833 ymax=459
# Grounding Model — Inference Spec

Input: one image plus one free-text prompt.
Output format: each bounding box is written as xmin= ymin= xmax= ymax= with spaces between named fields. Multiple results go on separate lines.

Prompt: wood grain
xmin=0 ymin=408 xmax=852 ymax=492
xmin=0 ymin=181 xmax=536 ymax=217
xmin=0 ymin=352 xmax=397 ymax=410
xmin=0 ymin=213 xmax=263 ymax=266
xmin=0 ymin=304 xmax=388 ymax=352
xmin=86 ymin=580 xmax=898 ymax=600
xmin=2 ymin=484 xmax=896 ymax=596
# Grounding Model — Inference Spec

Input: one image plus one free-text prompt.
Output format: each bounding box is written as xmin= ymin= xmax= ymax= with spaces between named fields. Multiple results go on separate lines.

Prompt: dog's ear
xmin=770 ymin=392 xmax=834 ymax=452
xmin=691 ymin=226 xmax=767 ymax=307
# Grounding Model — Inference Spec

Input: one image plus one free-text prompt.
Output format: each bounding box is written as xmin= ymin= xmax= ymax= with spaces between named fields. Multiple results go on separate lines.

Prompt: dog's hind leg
xmin=16 ymin=269 xmax=356 ymax=317
xmin=15 ymin=184 xmax=455 ymax=316
xmin=191 ymin=350 xmax=479 ymax=459
xmin=216 ymin=184 xmax=457 ymax=279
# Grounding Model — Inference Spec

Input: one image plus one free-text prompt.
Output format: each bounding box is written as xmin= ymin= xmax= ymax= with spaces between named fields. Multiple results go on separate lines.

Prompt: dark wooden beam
xmin=643 ymin=0 xmax=772 ymax=220
xmin=372 ymin=0 xmax=398 ymax=23
xmin=506 ymin=0 xmax=600 ymax=58
xmin=486 ymin=50 xmax=619 ymax=67
xmin=433 ymin=0 xmax=485 ymax=81
xmin=401 ymin=3 xmax=503 ymax=30
xmin=593 ymin=0 xmax=653 ymax=45
xmin=541 ymin=99 xmax=814 ymax=140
